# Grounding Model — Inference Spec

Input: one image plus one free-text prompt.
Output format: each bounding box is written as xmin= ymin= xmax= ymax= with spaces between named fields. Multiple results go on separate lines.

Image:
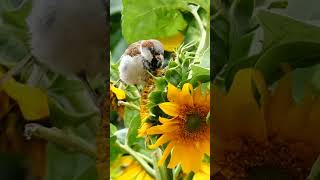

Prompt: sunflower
xmin=112 ymin=156 xmax=153 ymax=180
xmin=147 ymin=83 xmax=210 ymax=173
xmin=213 ymin=68 xmax=320 ymax=179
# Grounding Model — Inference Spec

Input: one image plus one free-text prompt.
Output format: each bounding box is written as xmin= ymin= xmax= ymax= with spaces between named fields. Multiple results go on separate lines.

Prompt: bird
xmin=27 ymin=0 xmax=107 ymax=79
xmin=118 ymin=39 xmax=164 ymax=85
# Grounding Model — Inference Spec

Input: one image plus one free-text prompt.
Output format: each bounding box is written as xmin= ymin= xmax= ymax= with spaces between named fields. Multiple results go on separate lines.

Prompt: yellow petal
xmin=169 ymin=143 xmax=202 ymax=173
xmin=159 ymin=116 xmax=177 ymax=124
xmin=213 ymin=68 xmax=267 ymax=142
xmin=147 ymin=124 xmax=178 ymax=135
xmin=0 ymin=70 xmax=49 ymax=121
xmin=110 ymin=84 xmax=126 ymax=100
xmin=120 ymin=156 xmax=134 ymax=166
xmin=159 ymin=102 xmax=180 ymax=116
xmin=193 ymin=171 xmax=210 ymax=180
xmin=137 ymin=123 xmax=152 ymax=137
xmin=158 ymin=32 xmax=184 ymax=52
xmin=167 ymin=83 xmax=182 ymax=103
xmin=118 ymin=164 xmax=141 ymax=180
xmin=148 ymin=134 xmax=171 ymax=149
xmin=136 ymin=170 xmax=146 ymax=180
xmin=158 ymin=142 xmax=175 ymax=166
xmin=181 ymin=83 xmax=194 ymax=106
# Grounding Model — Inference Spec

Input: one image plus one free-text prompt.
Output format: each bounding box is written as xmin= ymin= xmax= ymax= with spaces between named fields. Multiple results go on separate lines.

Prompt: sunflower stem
xmin=152 ymin=150 xmax=163 ymax=180
xmin=136 ymin=151 xmax=153 ymax=164
xmin=189 ymin=5 xmax=206 ymax=63
xmin=186 ymin=172 xmax=195 ymax=180
xmin=117 ymin=101 xmax=140 ymax=111
xmin=24 ymin=123 xmax=97 ymax=158
xmin=116 ymin=141 xmax=155 ymax=178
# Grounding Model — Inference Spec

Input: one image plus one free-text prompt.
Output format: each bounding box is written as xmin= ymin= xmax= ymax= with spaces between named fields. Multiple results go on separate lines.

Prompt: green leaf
xmin=190 ymin=64 xmax=209 ymax=77
xmin=110 ymin=0 xmax=122 ymax=15
xmin=110 ymin=135 xmax=123 ymax=162
xmin=149 ymin=91 xmax=166 ymax=104
xmin=46 ymin=123 xmax=98 ymax=180
xmin=188 ymin=65 xmax=210 ymax=87
xmin=46 ymin=76 xmax=100 ymax=127
xmin=122 ymin=0 xmax=188 ymax=43
xmin=308 ymin=155 xmax=320 ymax=180
xmin=229 ymin=32 xmax=255 ymax=61
xmin=110 ymin=123 xmax=117 ymax=136
xmin=229 ymin=0 xmax=255 ymax=41
xmin=127 ymin=114 xmax=140 ymax=146
xmin=165 ymin=68 xmax=182 ymax=86
xmin=255 ymin=41 xmax=320 ymax=84
xmin=257 ymin=10 xmax=320 ymax=49
xmin=155 ymin=77 xmax=168 ymax=91
xmin=287 ymin=0 xmax=320 ymax=23
xmin=0 ymin=26 xmax=28 ymax=67
xmin=0 ymin=0 xmax=32 ymax=44
xmin=223 ymin=54 xmax=260 ymax=90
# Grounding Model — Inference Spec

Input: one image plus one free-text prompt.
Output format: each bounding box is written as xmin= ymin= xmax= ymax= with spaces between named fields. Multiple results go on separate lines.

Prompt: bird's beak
xmin=155 ymin=54 xmax=164 ymax=62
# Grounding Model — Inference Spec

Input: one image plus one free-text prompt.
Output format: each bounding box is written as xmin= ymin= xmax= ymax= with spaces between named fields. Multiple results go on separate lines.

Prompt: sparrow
xmin=118 ymin=39 xmax=164 ymax=85
xmin=27 ymin=0 xmax=107 ymax=78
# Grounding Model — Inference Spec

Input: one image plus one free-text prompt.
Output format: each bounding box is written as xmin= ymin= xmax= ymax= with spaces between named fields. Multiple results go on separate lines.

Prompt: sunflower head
xmin=213 ymin=68 xmax=320 ymax=179
xmin=147 ymin=83 xmax=210 ymax=173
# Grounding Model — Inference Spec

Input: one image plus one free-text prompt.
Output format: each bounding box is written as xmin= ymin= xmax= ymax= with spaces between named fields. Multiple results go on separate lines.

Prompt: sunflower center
xmin=185 ymin=114 xmax=202 ymax=132
xmin=247 ymin=166 xmax=294 ymax=180
xmin=218 ymin=138 xmax=310 ymax=180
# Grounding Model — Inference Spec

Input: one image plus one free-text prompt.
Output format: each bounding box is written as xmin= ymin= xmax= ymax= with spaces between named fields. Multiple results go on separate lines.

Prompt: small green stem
xmin=189 ymin=5 xmax=207 ymax=62
xmin=24 ymin=123 xmax=97 ymax=158
xmin=186 ymin=172 xmax=195 ymax=180
xmin=211 ymin=9 xmax=223 ymax=20
xmin=173 ymin=164 xmax=182 ymax=180
xmin=118 ymin=101 xmax=140 ymax=111
xmin=117 ymin=141 xmax=155 ymax=178
xmin=136 ymin=151 xmax=153 ymax=164
xmin=152 ymin=150 xmax=162 ymax=180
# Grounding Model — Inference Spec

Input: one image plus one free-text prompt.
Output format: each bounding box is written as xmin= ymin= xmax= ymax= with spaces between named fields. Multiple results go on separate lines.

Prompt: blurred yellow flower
xmin=110 ymin=84 xmax=126 ymax=100
xmin=0 ymin=67 xmax=49 ymax=121
xmin=114 ymin=156 xmax=153 ymax=180
xmin=193 ymin=163 xmax=210 ymax=180
xmin=147 ymin=83 xmax=210 ymax=173
xmin=158 ymin=32 xmax=184 ymax=52
xmin=213 ymin=68 xmax=320 ymax=179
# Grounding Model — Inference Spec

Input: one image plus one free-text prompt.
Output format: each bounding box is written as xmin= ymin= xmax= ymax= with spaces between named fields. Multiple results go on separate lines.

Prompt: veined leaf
xmin=257 ymin=10 xmax=320 ymax=49
xmin=122 ymin=0 xmax=188 ymax=43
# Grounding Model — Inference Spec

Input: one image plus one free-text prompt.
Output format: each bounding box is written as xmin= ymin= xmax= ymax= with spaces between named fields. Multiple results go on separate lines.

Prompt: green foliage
xmin=121 ymin=0 xmax=189 ymax=43
xmin=0 ymin=0 xmax=30 ymax=67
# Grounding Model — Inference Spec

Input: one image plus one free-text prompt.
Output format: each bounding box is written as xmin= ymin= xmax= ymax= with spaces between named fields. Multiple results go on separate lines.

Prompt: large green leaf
xmin=257 ymin=10 xmax=320 ymax=49
xmin=46 ymin=124 xmax=97 ymax=180
xmin=122 ymin=0 xmax=188 ymax=43
xmin=308 ymin=156 xmax=320 ymax=180
xmin=46 ymin=76 xmax=100 ymax=127
xmin=0 ymin=0 xmax=32 ymax=44
xmin=229 ymin=0 xmax=255 ymax=40
xmin=255 ymin=41 xmax=320 ymax=84
xmin=0 ymin=26 xmax=28 ymax=67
